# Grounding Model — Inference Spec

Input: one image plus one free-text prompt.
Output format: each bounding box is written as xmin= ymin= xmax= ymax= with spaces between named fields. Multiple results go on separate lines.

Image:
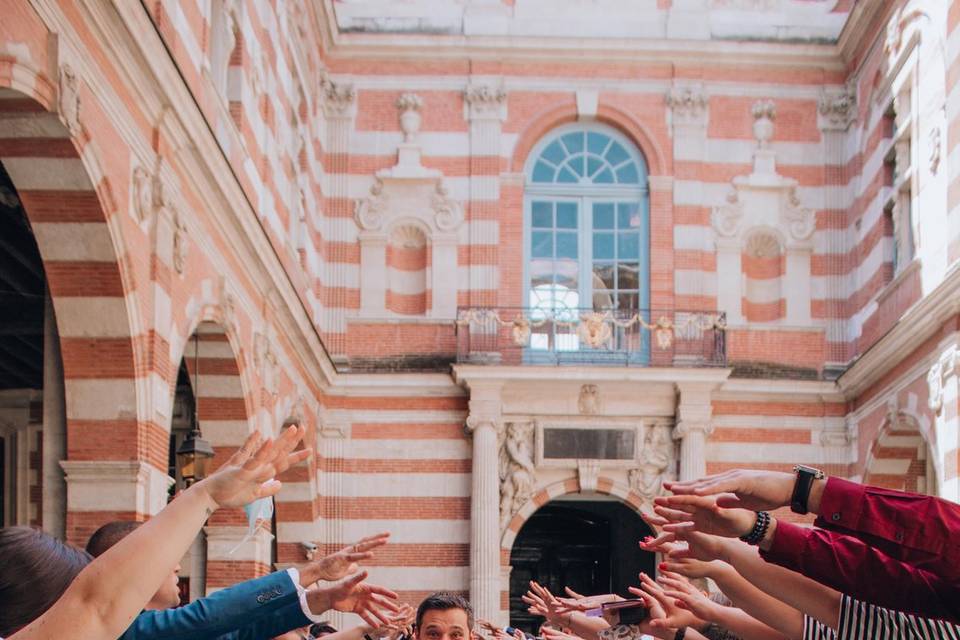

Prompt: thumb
xmin=334 ymin=570 xmax=368 ymax=593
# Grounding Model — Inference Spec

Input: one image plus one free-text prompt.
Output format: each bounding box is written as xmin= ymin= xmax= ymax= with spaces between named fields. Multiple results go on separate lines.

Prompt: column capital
xmin=666 ymin=83 xmax=708 ymax=129
xmin=672 ymin=420 xmax=715 ymax=440
xmin=817 ymin=86 xmax=857 ymax=132
xmin=464 ymin=82 xmax=508 ymax=122
xmin=465 ymin=415 xmax=502 ymax=436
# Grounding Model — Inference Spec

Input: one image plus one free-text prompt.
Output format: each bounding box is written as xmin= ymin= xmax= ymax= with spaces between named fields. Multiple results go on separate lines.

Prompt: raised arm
xmin=12 ymin=426 xmax=309 ymax=640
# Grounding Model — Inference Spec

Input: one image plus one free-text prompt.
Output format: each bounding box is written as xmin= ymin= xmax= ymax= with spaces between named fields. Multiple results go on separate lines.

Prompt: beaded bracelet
xmin=739 ymin=510 xmax=771 ymax=546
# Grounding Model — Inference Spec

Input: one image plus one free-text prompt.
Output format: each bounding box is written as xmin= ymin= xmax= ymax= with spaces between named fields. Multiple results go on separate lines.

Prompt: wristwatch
xmin=790 ymin=464 xmax=824 ymax=514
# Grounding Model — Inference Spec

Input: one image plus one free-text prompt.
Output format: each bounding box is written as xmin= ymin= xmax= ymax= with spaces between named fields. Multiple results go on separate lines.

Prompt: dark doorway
xmin=508 ymin=500 xmax=655 ymax=632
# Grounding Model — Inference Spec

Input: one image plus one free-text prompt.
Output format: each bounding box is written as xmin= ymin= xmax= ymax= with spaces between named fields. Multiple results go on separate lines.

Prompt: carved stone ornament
xmin=172 ymin=210 xmax=189 ymax=274
xmin=711 ymin=189 xmax=743 ymax=238
xmin=818 ymin=87 xmax=857 ymax=131
xmin=321 ymin=73 xmax=357 ymax=118
xmin=397 ymin=93 xmax=423 ymax=143
xmin=665 ymin=85 xmax=708 ymax=126
xmin=132 ymin=165 xmax=167 ymax=225
xmin=463 ymin=83 xmax=507 ymax=120
xmin=927 ymin=348 xmax=958 ymax=414
xmin=499 ymin=421 xmax=535 ymax=530
xmin=628 ymin=423 xmax=674 ymax=505
xmin=929 ymin=126 xmax=942 ymax=175
xmin=465 ymin=415 xmax=502 ymax=436
xmin=354 ymin=178 xmax=388 ymax=231
xmin=216 ymin=276 xmax=238 ymax=333
xmin=577 ymin=384 xmax=601 ymax=415
xmin=577 ymin=459 xmax=601 ymax=493
xmin=431 ymin=182 xmax=464 ymax=231
xmin=885 ymin=3 xmax=928 ymax=60
xmin=253 ymin=330 xmax=280 ymax=396
xmin=672 ymin=420 xmax=715 ymax=440
xmin=782 ymin=186 xmax=815 ymax=242
xmin=58 ymin=64 xmax=81 ymax=136
xmin=751 ymin=100 xmax=776 ymax=149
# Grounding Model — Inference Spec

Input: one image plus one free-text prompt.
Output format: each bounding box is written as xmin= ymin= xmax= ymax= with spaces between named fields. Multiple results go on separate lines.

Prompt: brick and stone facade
xmin=0 ymin=0 xmax=958 ymax=625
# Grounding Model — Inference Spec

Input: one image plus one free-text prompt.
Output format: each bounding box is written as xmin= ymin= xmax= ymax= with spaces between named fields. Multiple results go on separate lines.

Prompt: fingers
xmin=231 ymin=431 xmax=262 ymax=467
xmin=715 ymin=493 xmax=745 ymax=509
xmin=342 ymin=551 xmax=376 ymax=563
xmin=640 ymin=510 xmax=670 ymax=527
xmin=254 ymin=479 xmax=282 ymax=499
xmin=355 ymin=532 xmax=391 ymax=552
xmin=367 ymin=583 xmax=401 ymax=601
xmin=652 ymin=505 xmax=695 ymax=523
xmin=639 ymin=531 xmax=676 ymax=551
xmin=564 ymin=587 xmax=586 ymax=599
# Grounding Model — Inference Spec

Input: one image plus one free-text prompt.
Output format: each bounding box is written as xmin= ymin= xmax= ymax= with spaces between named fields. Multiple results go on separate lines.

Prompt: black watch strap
xmin=790 ymin=465 xmax=823 ymax=514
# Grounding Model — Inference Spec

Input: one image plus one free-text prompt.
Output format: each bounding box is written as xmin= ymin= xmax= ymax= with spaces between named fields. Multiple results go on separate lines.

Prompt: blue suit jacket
xmin=120 ymin=570 xmax=311 ymax=640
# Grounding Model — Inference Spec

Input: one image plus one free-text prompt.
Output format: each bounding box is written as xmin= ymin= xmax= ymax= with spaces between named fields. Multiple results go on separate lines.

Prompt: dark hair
xmin=416 ymin=592 xmax=474 ymax=632
xmin=0 ymin=526 xmax=92 ymax=636
xmin=310 ymin=622 xmax=339 ymax=636
xmin=85 ymin=520 xmax=141 ymax=557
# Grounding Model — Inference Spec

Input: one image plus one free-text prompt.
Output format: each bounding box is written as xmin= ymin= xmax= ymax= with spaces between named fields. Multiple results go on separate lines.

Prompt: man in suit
xmin=87 ymin=521 xmax=395 ymax=640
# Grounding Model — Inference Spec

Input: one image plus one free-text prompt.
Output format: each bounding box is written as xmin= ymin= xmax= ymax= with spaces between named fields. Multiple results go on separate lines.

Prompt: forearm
xmin=566 ymin=613 xmax=609 ymax=640
xmin=709 ymin=607 xmax=790 ymax=640
xmin=710 ymin=562 xmax=804 ymax=639
xmin=725 ymin=539 xmax=839 ymax=630
xmin=16 ymin=482 xmax=217 ymax=640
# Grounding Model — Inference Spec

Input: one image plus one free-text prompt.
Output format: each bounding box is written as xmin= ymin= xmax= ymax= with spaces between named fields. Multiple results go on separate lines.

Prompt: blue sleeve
xmin=120 ymin=571 xmax=311 ymax=640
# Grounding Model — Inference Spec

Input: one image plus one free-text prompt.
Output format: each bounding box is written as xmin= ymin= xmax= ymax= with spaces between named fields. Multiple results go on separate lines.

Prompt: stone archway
xmin=507 ymin=496 xmax=655 ymax=632
xmin=864 ymin=409 xmax=937 ymax=495
xmin=0 ymin=71 xmax=145 ymax=545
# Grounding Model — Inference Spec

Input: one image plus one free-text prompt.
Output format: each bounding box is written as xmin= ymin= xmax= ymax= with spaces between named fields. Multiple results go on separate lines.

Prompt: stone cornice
xmin=53 ymin=0 xmax=338 ymax=388
xmin=452 ymin=365 xmax=732 ymax=388
xmin=838 ymin=263 xmax=960 ymax=399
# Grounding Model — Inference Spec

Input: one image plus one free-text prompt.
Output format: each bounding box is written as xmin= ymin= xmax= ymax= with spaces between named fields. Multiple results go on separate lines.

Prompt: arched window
xmin=524 ymin=125 xmax=649 ymax=324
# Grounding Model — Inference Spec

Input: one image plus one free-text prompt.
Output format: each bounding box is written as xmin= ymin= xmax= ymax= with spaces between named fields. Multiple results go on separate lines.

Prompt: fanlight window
xmin=531 ymin=130 xmax=642 ymax=185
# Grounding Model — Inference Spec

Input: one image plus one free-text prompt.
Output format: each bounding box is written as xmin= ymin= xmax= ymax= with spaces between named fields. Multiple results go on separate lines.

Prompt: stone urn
xmin=397 ymin=93 xmax=423 ymax=143
xmin=751 ymin=100 xmax=776 ymax=149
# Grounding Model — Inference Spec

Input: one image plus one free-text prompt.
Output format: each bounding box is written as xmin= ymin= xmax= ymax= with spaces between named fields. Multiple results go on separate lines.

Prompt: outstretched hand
xmin=629 ymin=573 xmax=700 ymax=632
xmin=199 ymin=425 xmax=310 ymax=510
xmin=652 ymin=495 xmax=756 ymax=539
xmin=664 ymin=470 xmax=795 ymax=511
xmin=524 ymin=581 xmax=566 ymax=624
xmin=656 ymin=572 xmax=722 ymax=624
xmin=318 ymin=571 xmax=401 ymax=628
xmin=302 ymin=533 xmax=391 ymax=584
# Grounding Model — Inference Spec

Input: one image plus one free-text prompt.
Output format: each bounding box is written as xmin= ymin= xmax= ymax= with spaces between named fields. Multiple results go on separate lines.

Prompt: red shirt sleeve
xmin=760 ymin=521 xmax=960 ymax=624
xmin=814 ymin=477 xmax=960 ymax=566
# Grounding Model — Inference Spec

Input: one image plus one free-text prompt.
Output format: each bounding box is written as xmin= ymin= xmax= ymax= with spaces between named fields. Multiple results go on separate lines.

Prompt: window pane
xmin=592 ymin=262 xmax=615 ymax=289
xmin=558 ymin=165 xmax=579 ymax=183
xmin=555 ymin=259 xmax=578 ymax=287
xmin=593 ymin=232 xmax=614 ymax=259
xmin=618 ymin=263 xmax=639 ymax=290
xmin=555 ymin=271 xmax=578 ymax=290
xmin=530 ymin=265 xmax=552 ymax=288
xmin=556 ymin=202 xmax=578 ymax=228
xmin=533 ymin=160 xmax=554 ymax=182
xmin=588 ymin=132 xmax=610 ymax=155
xmin=615 ymin=163 xmax=640 ymax=183
xmin=618 ymin=203 xmax=641 ymax=229
xmin=586 ymin=155 xmax=603 ymax=179
xmin=541 ymin=140 xmax=566 ymax=165
xmin=618 ymin=232 xmax=639 ymax=259
xmin=592 ymin=289 xmax=615 ymax=310
xmin=605 ymin=142 xmax=630 ymax=166
xmin=532 ymin=231 xmax=553 ymax=258
xmin=562 ymin=132 xmax=584 ymax=154
xmin=556 ymin=232 xmax=578 ymax=258
xmin=593 ymin=203 xmax=615 ymax=229
xmin=617 ymin=292 xmax=639 ymax=311
xmin=532 ymin=201 xmax=552 ymax=228
xmin=594 ymin=168 xmax=614 ymax=184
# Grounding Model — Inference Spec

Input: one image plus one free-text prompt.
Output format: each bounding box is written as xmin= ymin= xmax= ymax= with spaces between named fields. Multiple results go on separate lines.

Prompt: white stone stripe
xmin=339 ymin=410 xmax=467 ymax=423
xmin=65 ymin=379 xmax=137 ymax=421
xmin=277 ymin=519 xmax=470 ymax=544
xmin=712 ymin=415 xmax=844 ymax=429
xmin=319 ymin=472 xmax=470 ymax=497
xmin=0 ymin=113 xmax=70 ymax=138
xmin=364 ymin=566 xmax=468 ymax=591
xmin=200 ymin=419 xmax=253 ymax=446
xmin=707 ymin=442 xmax=845 ymax=464
xmin=673 ymin=180 xmax=853 ymax=211
xmin=675 ymin=269 xmax=717 ymax=296
xmin=1 ymin=157 xmax=93 ymax=190
xmin=867 ymin=458 xmax=913 ymax=474
xmin=743 ymin=277 xmax=782 ymax=304
xmin=675 ymin=225 xmax=715 ymax=253
xmin=343 ymin=439 xmax=470 ymax=459
xmin=386 ymin=268 xmax=428 ymax=295
xmin=53 ymin=298 xmax=132 ymax=338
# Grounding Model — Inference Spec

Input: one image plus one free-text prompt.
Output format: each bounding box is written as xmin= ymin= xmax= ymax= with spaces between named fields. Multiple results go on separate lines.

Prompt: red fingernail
xmin=658 ymin=562 xmax=667 ymax=570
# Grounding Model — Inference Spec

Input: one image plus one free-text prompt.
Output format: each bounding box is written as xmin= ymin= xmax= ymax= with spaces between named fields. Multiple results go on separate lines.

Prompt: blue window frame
xmin=523 ymin=124 xmax=650 ymax=360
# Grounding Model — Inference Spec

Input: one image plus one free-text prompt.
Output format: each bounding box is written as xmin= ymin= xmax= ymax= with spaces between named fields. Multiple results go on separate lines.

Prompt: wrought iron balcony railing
xmin=455 ymin=307 xmax=726 ymax=367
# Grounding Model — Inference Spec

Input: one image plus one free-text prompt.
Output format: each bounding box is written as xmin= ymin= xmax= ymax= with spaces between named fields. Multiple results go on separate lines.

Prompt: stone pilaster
xmin=673 ymin=383 xmax=716 ymax=481
xmin=817 ymin=85 xmax=857 ymax=366
xmin=42 ymin=291 xmax=67 ymax=538
xmin=464 ymin=81 xmax=507 ymax=305
xmin=465 ymin=380 xmax=504 ymax=623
